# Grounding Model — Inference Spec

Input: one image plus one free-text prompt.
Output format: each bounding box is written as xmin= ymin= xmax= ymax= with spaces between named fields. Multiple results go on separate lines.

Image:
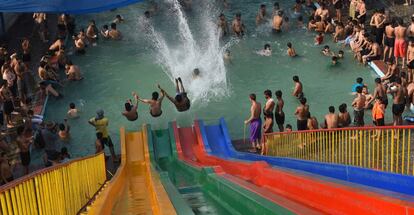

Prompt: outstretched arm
xmin=159 ymin=85 xmax=175 ymax=103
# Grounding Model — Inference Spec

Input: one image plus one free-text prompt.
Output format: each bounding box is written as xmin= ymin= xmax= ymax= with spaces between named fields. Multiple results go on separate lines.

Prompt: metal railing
xmin=0 ymin=153 xmax=106 ymax=215
xmin=264 ymin=126 xmax=414 ymax=175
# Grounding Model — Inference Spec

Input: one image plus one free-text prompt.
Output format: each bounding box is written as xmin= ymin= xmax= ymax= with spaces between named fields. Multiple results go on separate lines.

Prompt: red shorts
xmin=394 ymin=39 xmax=407 ymax=58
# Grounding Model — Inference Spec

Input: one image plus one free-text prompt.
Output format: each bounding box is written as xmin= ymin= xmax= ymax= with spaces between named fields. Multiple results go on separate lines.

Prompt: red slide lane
xmin=173 ymin=122 xmax=414 ymax=215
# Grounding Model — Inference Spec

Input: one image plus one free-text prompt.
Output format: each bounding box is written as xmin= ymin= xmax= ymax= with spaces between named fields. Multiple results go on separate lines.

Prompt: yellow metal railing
xmin=264 ymin=126 xmax=414 ymax=175
xmin=0 ymin=153 xmax=106 ymax=215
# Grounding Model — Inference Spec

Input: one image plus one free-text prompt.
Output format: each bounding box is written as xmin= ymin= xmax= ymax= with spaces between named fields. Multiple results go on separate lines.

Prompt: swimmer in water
xmin=193 ymin=68 xmax=200 ymax=79
xmin=159 ymin=77 xmax=191 ymax=112
xmin=232 ymin=13 xmax=245 ymax=37
xmin=331 ymin=56 xmax=339 ymax=66
xmin=292 ymin=75 xmax=304 ymax=100
xmin=67 ymin=103 xmax=79 ymax=119
xmin=113 ymin=15 xmax=124 ymax=23
xmin=223 ymin=50 xmax=232 ymax=64
xmin=337 ymin=50 xmax=344 ymax=59
xmin=287 ymin=42 xmax=297 ymax=57
xmin=122 ymin=92 xmax=139 ymax=121
xmin=138 ymin=87 xmax=164 ymax=117
xmin=322 ymin=45 xmax=334 ymax=56
xmin=258 ymin=44 xmax=272 ymax=56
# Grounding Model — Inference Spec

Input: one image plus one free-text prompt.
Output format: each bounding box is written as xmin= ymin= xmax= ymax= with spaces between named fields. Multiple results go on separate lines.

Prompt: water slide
xmin=85 ymin=128 xmax=176 ymax=215
xmin=199 ymin=118 xmax=414 ymax=197
xmin=173 ymin=121 xmax=414 ymax=214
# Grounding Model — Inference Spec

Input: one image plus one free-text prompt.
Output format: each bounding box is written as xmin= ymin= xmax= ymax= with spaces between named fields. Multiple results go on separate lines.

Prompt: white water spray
xmin=142 ymin=0 xmax=233 ymax=103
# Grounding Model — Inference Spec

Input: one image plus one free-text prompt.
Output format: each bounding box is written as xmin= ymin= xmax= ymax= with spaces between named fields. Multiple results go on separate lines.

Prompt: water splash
xmin=141 ymin=0 xmax=234 ymax=103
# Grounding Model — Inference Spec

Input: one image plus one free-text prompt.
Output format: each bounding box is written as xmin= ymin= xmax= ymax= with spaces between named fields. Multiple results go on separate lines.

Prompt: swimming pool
xmin=41 ymin=0 xmax=381 ymax=160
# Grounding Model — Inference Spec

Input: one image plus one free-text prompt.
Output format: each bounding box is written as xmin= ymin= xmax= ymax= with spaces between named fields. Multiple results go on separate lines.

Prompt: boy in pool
xmin=109 ymin=23 xmax=122 ymax=40
xmin=113 ymin=15 xmax=124 ymax=23
xmin=292 ymin=76 xmax=304 ymax=99
xmin=138 ymin=87 xmax=164 ymax=117
xmin=100 ymin=25 xmax=110 ymax=39
xmin=337 ymin=50 xmax=344 ymax=59
xmin=322 ymin=45 xmax=334 ymax=56
xmin=258 ymin=44 xmax=272 ymax=56
xmin=331 ymin=56 xmax=339 ymax=66
xmin=159 ymin=78 xmax=191 ymax=112
xmin=287 ymin=42 xmax=297 ymax=57
xmin=122 ymin=92 xmax=139 ymax=121
xmin=314 ymin=33 xmax=324 ymax=45
xmin=223 ymin=50 xmax=232 ymax=64
xmin=192 ymin=68 xmax=201 ymax=78
xmin=67 ymin=103 xmax=79 ymax=119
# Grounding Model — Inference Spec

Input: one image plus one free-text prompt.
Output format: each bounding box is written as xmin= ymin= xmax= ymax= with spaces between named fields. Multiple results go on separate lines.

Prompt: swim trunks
xmin=408 ymin=60 xmax=414 ymax=69
xmin=150 ymin=110 xmax=162 ymax=118
xmin=297 ymin=119 xmax=308 ymax=131
xmin=392 ymin=103 xmax=405 ymax=116
xmin=249 ymin=118 xmax=262 ymax=143
xmin=296 ymin=92 xmax=304 ymax=100
xmin=384 ymin=36 xmax=395 ymax=47
xmin=275 ymin=112 xmax=285 ymax=125
xmin=20 ymin=151 xmax=31 ymax=166
xmin=272 ymin=29 xmax=281 ymax=34
xmin=394 ymin=39 xmax=406 ymax=58
xmin=366 ymin=55 xmax=380 ymax=62
xmin=353 ymin=109 xmax=365 ymax=127
xmin=374 ymin=118 xmax=384 ymax=126
xmin=3 ymin=100 xmax=13 ymax=115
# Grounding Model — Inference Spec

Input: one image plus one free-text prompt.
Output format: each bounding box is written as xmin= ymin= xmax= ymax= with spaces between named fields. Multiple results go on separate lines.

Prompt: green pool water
xmin=41 ymin=0 xmax=383 ymax=160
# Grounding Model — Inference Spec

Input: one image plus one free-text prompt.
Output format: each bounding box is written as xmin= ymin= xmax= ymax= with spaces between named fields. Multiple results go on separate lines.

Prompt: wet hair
xmin=125 ymin=102 xmax=132 ymax=111
xmin=17 ymin=126 xmax=24 ymax=135
xmin=40 ymin=61 xmax=47 ymax=68
xmin=66 ymin=60 xmax=73 ymax=66
xmin=339 ymin=103 xmax=347 ymax=113
xmin=111 ymin=23 xmax=117 ymax=29
xmin=332 ymin=56 xmax=338 ymax=61
xmin=329 ymin=106 xmax=335 ymax=113
xmin=300 ymin=97 xmax=307 ymax=105
xmin=274 ymin=2 xmax=279 ymax=9
xmin=284 ymin=17 xmax=289 ymax=22
xmin=193 ymin=68 xmax=200 ymax=76
xmin=264 ymin=89 xmax=272 ymax=97
xmin=103 ymin=25 xmax=109 ymax=30
xmin=374 ymin=78 xmax=382 ymax=84
xmin=285 ymin=124 xmax=292 ymax=130
xmin=338 ymin=50 xmax=344 ymax=55
xmin=116 ymin=15 xmax=122 ymax=19
xmin=293 ymin=75 xmax=299 ymax=82
xmin=356 ymin=86 xmax=363 ymax=93
xmin=96 ymin=132 xmax=103 ymax=139
xmin=236 ymin=13 xmax=241 ymax=17
xmin=356 ymin=77 xmax=363 ymax=83
xmin=90 ymin=20 xmax=96 ymax=25
xmin=219 ymin=13 xmax=225 ymax=18
xmin=260 ymin=4 xmax=266 ymax=8
xmin=61 ymin=147 xmax=69 ymax=157
xmin=152 ymin=91 xmax=159 ymax=100
xmin=69 ymin=103 xmax=76 ymax=109
xmin=59 ymin=123 xmax=65 ymax=131
xmin=396 ymin=17 xmax=404 ymax=26
xmin=324 ymin=45 xmax=329 ymax=50
xmin=278 ymin=10 xmax=283 ymax=16
xmin=275 ymin=90 xmax=282 ymax=98
xmin=144 ymin=11 xmax=150 ymax=17
xmin=264 ymin=44 xmax=271 ymax=50
xmin=287 ymin=42 xmax=292 ymax=48
xmin=249 ymin=93 xmax=256 ymax=101
xmin=27 ymin=110 xmax=34 ymax=116
xmin=175 ymin=94 xmax=183 ymax=102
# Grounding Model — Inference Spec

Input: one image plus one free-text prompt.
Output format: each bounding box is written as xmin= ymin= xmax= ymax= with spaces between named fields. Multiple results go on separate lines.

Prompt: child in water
xmin=58 ymin=119 xmax=70 ymax=141
xmin=258 ymin=44 xmax=272 ymax=56
xmin=223 ymin=49 xmax=232 ymax=64
xmin=287 ymin=42 xmax=297 ymax=57
xmin=67 ymin=103 xmax=79 ymax=119
xmin=322 ymin=45 xmax=334 ymax=56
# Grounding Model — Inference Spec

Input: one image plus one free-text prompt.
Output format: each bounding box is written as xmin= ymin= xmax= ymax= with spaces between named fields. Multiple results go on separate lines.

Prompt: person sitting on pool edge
xmin=122 ymin=92 xmax=139 ymax=121
xmin=159 ymin=77 xmax=191 ymax=112
xmin=138 ymin=87 xmax=164 ymax=117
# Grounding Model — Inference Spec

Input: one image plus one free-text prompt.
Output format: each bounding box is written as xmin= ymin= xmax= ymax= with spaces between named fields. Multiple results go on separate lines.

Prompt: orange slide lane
xmin=173 ymin=122 xmax=414 ymax=215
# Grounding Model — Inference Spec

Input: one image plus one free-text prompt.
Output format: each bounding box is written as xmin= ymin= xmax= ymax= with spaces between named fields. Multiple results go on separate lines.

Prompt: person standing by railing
xmin=295 ymin=97 xmax=309 ymax=131
xmin=388 ymin=78 xmax=406 ymax=126
xmin=244 ymin=94 xmax=262 ymax=153
xmin=352 ymin=86 xmax=366 ymax=127
xmin=89 ymin=109 xmax=118 ymax=163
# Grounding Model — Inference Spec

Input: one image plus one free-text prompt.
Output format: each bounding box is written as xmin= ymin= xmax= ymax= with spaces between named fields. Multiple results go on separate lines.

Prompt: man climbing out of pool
xmin=292 ymin=75 xmax=304 ymax=100
xmin=138 ymin=86 xmax=164 ymax=117
xmin=159 ymin=78 xmax=191 ymax=112
xmin=122 ymin=92 xmax=139 ymax=121
xmin=88 ymin=109 xmax=118 ymax=163
xmin=244 ymin=94 xmax=262 ymax=152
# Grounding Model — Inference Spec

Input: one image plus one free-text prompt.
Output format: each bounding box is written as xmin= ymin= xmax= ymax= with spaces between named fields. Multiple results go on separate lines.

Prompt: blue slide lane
xmin=198 ymin=118 xmax=414 ymax=196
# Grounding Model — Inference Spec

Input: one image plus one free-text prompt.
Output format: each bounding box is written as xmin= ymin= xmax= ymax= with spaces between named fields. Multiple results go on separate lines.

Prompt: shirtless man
xmin=369 ymin=9 xmax=386 ymax=45
xmin=109 ymin=23 xmax=122 ymax=40
xmin=86 ymin=20 xmax=98 ymax=45
xmin=73 ymin=34 xmax=86 ymax=55
xmin=256 ymin=4 xmax=267 ymax=26
xmin=333 ymin=22 xmax=345 ymax=42
xmin=0 ymin=153 xmax=13 ymax=185
xmin=352 ymin=86 xmax=366 ymax=127
xmin=138 ymin=87 xmax=164 ymax=117
xmin=373 ymin=78 xmax=388 ymax=108
xmin=17 ymin=126 xmax=32 ymax=175
xmin=65 ymin=61 xmax=83 ymax=81
xmin=338 ymin=103 xmax=351 ymax=127
xmin=383 ymin=21 xmax=395 ymax=62
xmin=407 ymin=39 xmax=414 ymax=82
xmin=159 ymin=78 xmax=190 ymax=112
xmin=287 ymin=42 xmax=297 ymax=57
xmin=408 ymin=15 xmax=414 ymax=40
xmin=292 ymin=75 xmax=303 ymax=100
xmin=33 ymin=13 xmax=48 ymax=42
xmin=356 ymin=0 xmax=367 ymax=25
xmin=315 ymin=3 xmax=329 ymax=21
xmin=49 ymin=38 xmax=64 ymax=52
xmin=314 ymin=16 xmax=326 ymax=33
xmin=0 ymin=80 xmax=14 ymax=127
xmin=362 ymin=38 xmax=381 ymax=65
xmin=324 ymin=106 xmax=338 ymax=129
xmin=232 ymin=13 xmax=245 ymax=37
xmin=394 ymin=18 xmax=407 ymax=68
xmin=122 ymin=92 xmax=139 ymax=121
xmin=389 ymin=78 xmax=406 ymax=125
xmin=263 ymin=90 xmax=275 ymax=132
xmin=244 ymin=94 xmax=262 ymax=151
xmin=275 ymin=90 xmax=285 ymax=132
xmin=295 ymin=97 xmax=309 ymax=130
xmin=218 ymin=14 xmax=229 ymax=37
xmin=272 ymin=11 xmax=283 ymax=33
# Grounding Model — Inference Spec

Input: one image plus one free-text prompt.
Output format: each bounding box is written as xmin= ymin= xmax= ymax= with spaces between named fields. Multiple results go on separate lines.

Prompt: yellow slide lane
xmin=84 ymin=127 xmax=176 ymax=215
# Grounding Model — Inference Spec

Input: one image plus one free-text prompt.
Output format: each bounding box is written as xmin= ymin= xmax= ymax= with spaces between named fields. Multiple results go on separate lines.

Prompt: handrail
xmin=0 ymin=152 xmax=104 ymax=192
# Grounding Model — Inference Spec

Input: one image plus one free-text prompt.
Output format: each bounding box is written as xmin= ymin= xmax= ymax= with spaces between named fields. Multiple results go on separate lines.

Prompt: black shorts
xmin=76 ymin=49 xmax=86 ymax=55
xmin=272 ymin=29 xmax=281 ymax=34
xmin=374 ymin=118 xmax=384 ymax=126
xmin=392 ymin=103 xmax=405 ymax=116
xmin=20 ymin=151 xmax=31 ymax=166
xmin=150 ymin=110 xmax=162 ymax=117
xmin=22 ymin=53 xmax=31 ymax=62
xmin=366 ymin=55 xmax=380 ymax=62
xmin=275 ymin=112 xmax=285 ymax=125
xmin=353 ymin=109 xmax=365 ymax=127
xmin=102 ymin=136 xmax=114 ymax=147
xmin=45 ymin=150 xmax=60 ymax=161
xmin=297 ymin=119 xmax=308 ymax=131
xmin=334 ymin=1 xmax=342 ymax=9
xmin=408 ymin=60 xmax=414 ymax=69
xmin=3 ymin=100 xmax=14 ymax=115
xmin=384 ymin=37 xmax=395 ymax=47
